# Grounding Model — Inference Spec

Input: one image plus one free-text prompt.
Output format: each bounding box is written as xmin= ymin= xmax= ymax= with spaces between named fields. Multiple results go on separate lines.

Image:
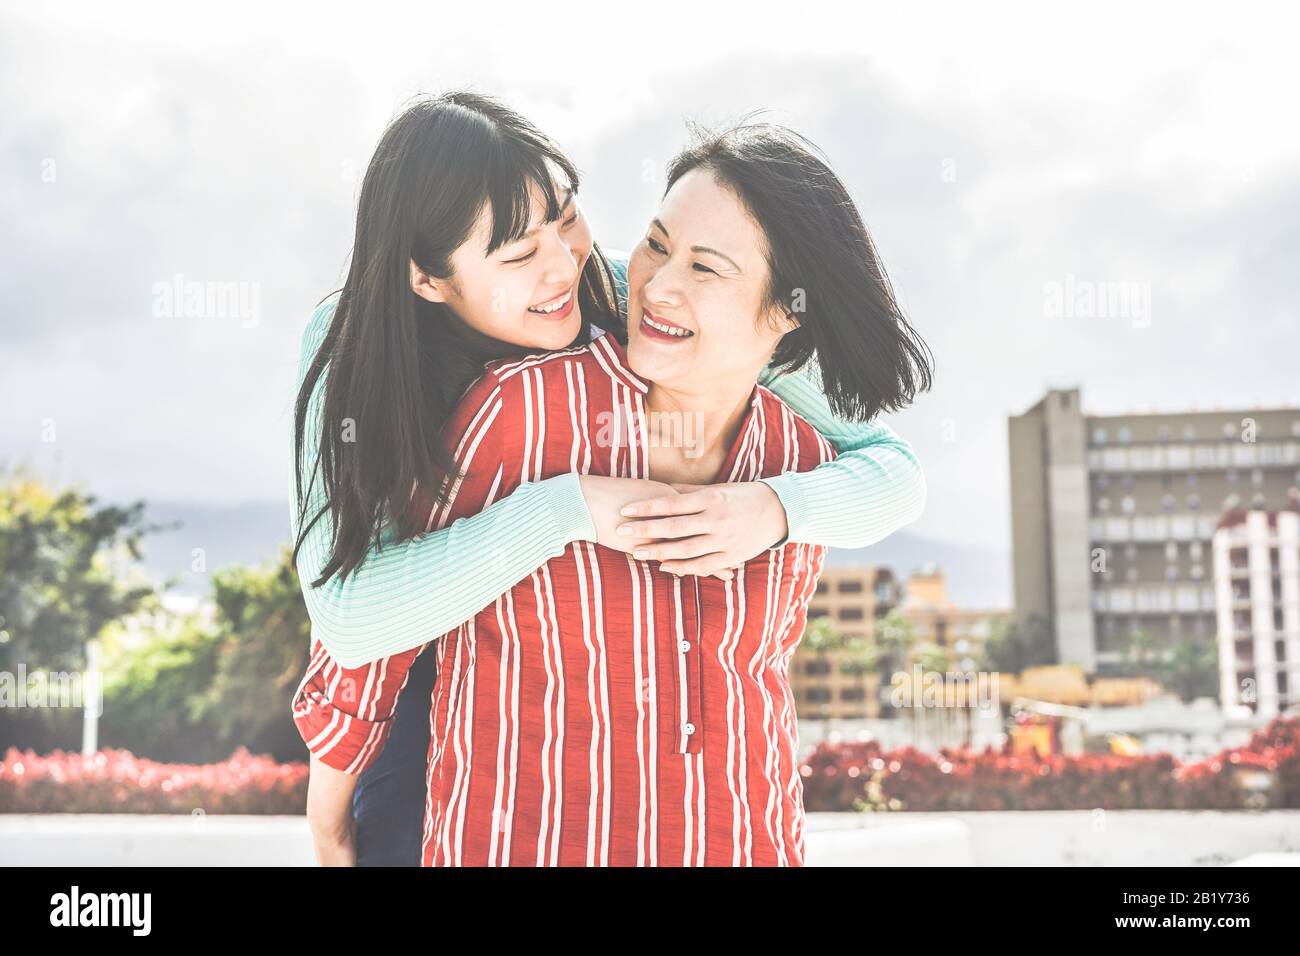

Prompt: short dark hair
xmin=664 ymin=121 xmax=933 ymax=422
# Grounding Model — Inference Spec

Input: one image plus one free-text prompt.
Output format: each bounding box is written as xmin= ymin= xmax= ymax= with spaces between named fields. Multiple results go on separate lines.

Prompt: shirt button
xmin=679 ymin=640 xmax=691 ymax=653
xmin=684 ymin=722 xmax=696 ymax=736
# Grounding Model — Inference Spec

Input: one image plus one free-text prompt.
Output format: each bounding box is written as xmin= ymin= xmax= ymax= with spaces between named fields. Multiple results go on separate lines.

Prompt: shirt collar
xmin=591 ymin=333 xmax=769 ymax=481
xmin=590 ymin=332 xmax=650 ymax=394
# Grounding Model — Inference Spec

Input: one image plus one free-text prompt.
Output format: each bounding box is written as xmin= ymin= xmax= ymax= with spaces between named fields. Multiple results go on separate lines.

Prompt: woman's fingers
xmin=620 ymin=487 xmax=715 ymax=519
xmin=631 ymin=535 xmax=716 ymax=562
xmin=617 ymin=512 xmax=708 ymax=540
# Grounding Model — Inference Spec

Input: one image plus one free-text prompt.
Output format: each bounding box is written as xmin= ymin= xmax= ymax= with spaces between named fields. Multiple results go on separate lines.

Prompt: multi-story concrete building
xmin=1211 ymin=498 xmax=1300 ymax=719
xmin=899 ymin=565 xmax=1011 ymax=671
xmin=1009 ymin=388 xmax=1300 ymax=676
xmin=791 ymin=566 xmax=899 ymax=719
xmin=792 ymin=565 xmax=1011 ymax=720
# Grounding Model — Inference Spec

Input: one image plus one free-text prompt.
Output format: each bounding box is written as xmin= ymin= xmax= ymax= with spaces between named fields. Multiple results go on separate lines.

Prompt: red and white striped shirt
xmin=292 ymin=333 xmax=835 ymax=866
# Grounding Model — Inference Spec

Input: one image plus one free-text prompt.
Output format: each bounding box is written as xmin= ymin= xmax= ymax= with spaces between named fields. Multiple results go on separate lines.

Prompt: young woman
xmin=291 ymin=93 xmax=931 ymax=865
xmin=295 ymin=120 xmax=933 ymax=865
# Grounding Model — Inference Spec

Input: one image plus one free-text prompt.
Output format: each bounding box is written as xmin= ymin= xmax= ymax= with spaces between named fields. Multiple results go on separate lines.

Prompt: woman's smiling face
xmin=415 ymin=168 xmax=593 ymax=352
xmin=626 ymin=167 xmax=796 ymax=390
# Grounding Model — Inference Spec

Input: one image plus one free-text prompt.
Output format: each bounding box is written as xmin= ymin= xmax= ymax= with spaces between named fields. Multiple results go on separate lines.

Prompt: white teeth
xmin=528 ymin=290 xmax=572 ymax=314
xmin=642 ymin=312 xmax=693 ymax=337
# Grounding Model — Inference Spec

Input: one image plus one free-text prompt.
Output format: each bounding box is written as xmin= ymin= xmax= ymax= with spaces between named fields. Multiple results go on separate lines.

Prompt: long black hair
xmin=663 ymin=121 xmax=933 ymax=422
xmin=292 ymin=92 xmax=621 ymax=587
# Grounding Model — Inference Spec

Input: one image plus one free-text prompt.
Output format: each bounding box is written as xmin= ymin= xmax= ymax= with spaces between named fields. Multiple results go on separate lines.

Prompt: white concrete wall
xmin=3 ymin=811 xmax=1298 ymax=866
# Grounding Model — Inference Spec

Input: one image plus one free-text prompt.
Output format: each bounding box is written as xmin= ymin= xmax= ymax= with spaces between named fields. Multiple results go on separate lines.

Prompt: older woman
xmin=293 ymin=123 xmax=931 ymax=865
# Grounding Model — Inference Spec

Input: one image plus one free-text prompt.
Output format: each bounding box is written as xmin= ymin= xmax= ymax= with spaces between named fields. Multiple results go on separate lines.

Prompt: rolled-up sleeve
xmin=291 ymin=637 xmax=428 ymax=774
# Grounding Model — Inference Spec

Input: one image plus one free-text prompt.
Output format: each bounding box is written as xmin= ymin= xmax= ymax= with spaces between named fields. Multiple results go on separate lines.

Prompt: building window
xmin=1097 ymin=496 xmax=1111 ymax=512
xmin=803 ymin=687 xmax=831 ymax=703
xmin=1191 ymin=564 xmax=1204 ymax=580
xmin=1190 ymin=541 xmax=1203 ymax=560
xmin=1127 ymin=567 xmax=1139 ymax=582
xmin=839 ymin=687 xmax=866 ymax=702
xmin=838 ymin=579 xmax=864 ymax=594
xmin=1094 ymin=427 xmax=1108 ymax=444
xmin=1122 ymin=496 xmax=1135 ymax=514
xmin=1223 ymin=422 xmax=1237 ymax=438
xmin=1118 ymin=426 xmax=1132 ymax=444
xmin=1122 ymin=473 xmax=1135 ymax=489
xmin=1166 ymin=565 xmax=1179 ymax=581
xmin=1165 ymin=541 xmax=1178 ymax=561
xmin=838 ymin=607 xmax=865 ymax=621
xmin=802 ymin=658 xmax=832 ymax=676
xmin=1187 ymin=494 xmax=1200 ymax=510
xmin=1125 ymin=543 xmax=1137 ymax=560
xmin=1251 ymin=468 xmax=1263 ymax=486
xmin=1161 ymin=493 xmax=1176 ymax=511
xmin=1158 ymin=425 xmax=1170 ymax=442
xmin=1183 ymin=424 xmax=1197 ymax=440
xmin=1227 ymin=469 xmax=1239 ymax=486
xmin=1187 ymin=473 xmax=1198 ymax=488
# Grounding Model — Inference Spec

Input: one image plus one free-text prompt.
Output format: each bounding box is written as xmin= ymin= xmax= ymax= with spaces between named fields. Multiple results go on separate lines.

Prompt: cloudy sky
xmin=3 ymin=0 xmax=1297 ymax=602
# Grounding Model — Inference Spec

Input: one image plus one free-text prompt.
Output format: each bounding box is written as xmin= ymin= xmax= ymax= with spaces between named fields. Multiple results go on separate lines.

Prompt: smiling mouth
xmin=525 ymin=291 xmax=572 ymax=317
xmin=640 ymin=310 xmax=694 ymax=340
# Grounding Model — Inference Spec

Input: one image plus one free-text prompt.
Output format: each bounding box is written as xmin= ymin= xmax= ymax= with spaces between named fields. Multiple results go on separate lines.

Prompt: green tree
xmin=0 ymin=470 xmax=165 ymax=673
xmin=193 ymin=544 xmax=313 ymax=752
xmin=102 ymin=545 xmax=313 ymax=763
xmin=981 ymin=612 xmax=1056 ymax=673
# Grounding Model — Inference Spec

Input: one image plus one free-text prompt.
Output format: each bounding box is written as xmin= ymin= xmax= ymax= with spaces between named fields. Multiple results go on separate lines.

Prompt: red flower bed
xmin=0 ymin=747 xmax=307 ymax=814
xmin=3 ymin=717 xmax=1297 ymax=815
xmin=801 ymin=716 xmax=1300 ymax=812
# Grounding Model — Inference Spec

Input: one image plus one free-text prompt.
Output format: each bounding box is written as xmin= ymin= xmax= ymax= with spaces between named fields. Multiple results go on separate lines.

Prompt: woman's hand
xmin=577 ymin=475 xmax=734 ymax=580
xmin=615 ymin=481 xmax=789 ymax=577
xmin=306 ymin=754 xmax=358 ymax=866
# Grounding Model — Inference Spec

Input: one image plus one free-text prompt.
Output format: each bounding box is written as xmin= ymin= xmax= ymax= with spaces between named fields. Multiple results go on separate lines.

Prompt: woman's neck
xmin=643 ymin=378 xmax=755 ymax=485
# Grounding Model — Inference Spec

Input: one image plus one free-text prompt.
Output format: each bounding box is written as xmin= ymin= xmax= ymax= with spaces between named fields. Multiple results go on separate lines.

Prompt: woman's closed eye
xmin=645 ymin=236 xmax=716 ymax=274
xmin=505 ymin=214 xmax=580 ymax=265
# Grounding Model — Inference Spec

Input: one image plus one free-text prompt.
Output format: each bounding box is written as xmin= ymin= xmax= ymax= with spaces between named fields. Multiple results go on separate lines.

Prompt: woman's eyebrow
xmin=520 ymin=188 xmax=575 ymax=239
xmin=650 ymin=217 xmax=742 ymax=272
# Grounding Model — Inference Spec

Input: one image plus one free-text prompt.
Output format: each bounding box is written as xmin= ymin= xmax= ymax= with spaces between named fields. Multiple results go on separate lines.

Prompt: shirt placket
xmin=666 ymin=575 xmax=705 ymax=755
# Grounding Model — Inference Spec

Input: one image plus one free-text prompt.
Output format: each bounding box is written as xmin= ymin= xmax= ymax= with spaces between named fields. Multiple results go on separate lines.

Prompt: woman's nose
xmin=642 ymin=262 xmax=683 ymax=308
xmin=542 ymin=230 xmax=580 ymax=284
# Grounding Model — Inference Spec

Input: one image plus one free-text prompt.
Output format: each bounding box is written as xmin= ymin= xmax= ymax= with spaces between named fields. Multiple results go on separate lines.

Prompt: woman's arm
xmin=293 ymin=296 xmax=718 ymax=667
xmin=305 ymin=754 xmax=358 ymax=866
xmin=292 ymin=295 xmax=597 ymax=669
xmin=754 ymin=351 xmax=928 ymax=548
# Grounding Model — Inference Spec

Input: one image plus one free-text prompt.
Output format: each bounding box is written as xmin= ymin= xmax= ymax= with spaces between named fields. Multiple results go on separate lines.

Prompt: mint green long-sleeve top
xmin=291 ymin=255 xmax=926 ymax=668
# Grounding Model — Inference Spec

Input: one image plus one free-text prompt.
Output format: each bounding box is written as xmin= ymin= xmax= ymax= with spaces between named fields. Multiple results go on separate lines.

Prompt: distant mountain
xmin=139 ymin=501 xmax=1013 ymax=610
xmin=139 ymin=500 xmax=294 ymax=596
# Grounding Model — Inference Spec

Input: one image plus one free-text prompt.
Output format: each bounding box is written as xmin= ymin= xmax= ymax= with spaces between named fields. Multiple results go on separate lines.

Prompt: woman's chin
xmin=522 ymin=312 xmax=581 ymax=351
xmin=627 ymin=340 xmax=678 ymax=384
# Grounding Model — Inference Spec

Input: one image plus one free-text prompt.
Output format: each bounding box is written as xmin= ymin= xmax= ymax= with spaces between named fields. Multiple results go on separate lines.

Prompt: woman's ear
xmin=768 ymin=306 xmax=801 ymax=335
xmin=410 ymin=260 xmax=449 ymax=304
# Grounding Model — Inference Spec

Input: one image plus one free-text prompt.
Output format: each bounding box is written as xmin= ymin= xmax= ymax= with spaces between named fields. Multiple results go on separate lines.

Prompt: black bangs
xmin=482 ymin=135 xmax=580 ymax=254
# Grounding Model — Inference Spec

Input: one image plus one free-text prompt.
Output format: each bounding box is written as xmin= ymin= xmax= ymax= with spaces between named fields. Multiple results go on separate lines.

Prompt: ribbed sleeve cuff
xmin=535 ymin=471 xmax=597 ymax=544
xmin=758 ymin=473 xmax=808 ymax=549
